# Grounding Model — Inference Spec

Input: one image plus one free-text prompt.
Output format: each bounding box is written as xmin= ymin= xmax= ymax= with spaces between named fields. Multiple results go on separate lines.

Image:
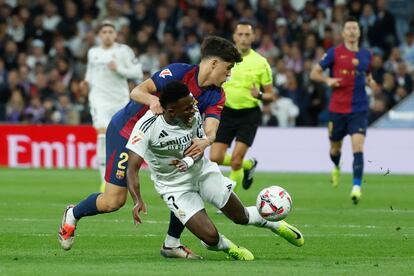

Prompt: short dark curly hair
xmin=201 ymin=36 xmax=242 ymax=63
xmin=159 ymin=81 xmax=191 ymax=109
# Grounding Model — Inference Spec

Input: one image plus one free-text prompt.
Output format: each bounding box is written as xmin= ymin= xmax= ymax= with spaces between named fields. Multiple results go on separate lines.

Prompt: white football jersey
xmin=85 ymin=43 xmax=143 ymax=108
xmin=126 ymin=109 xmax=206 ymax=193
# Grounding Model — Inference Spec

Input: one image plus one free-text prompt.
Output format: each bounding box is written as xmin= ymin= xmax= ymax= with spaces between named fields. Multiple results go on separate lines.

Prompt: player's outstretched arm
xmin=310 ymin=64 xmax=341 ymax=88
xmin=130 ymin=79 xmax=163 ymax=114
xmin=127 ymin=151 xmax=147 ymax=225
xmin=184 ymin=116 xmax=217 ymax=158
xmin=115 ymin=47 xmax=143 ymax=80
xmin=366 ymin=73 xmax=379 ymax=91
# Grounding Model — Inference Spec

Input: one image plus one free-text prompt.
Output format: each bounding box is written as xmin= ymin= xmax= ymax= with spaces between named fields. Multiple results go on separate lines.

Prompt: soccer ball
xmin=256 ymin=186 xmax=292 ymax=221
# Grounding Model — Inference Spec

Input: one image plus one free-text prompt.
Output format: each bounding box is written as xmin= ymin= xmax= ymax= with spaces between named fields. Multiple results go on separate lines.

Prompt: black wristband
xmin=257 ymin=91 xmax=263 ymax=100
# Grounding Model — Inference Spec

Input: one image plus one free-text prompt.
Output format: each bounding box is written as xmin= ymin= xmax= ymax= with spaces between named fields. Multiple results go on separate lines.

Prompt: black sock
xmin=167 ymin=211 xmax=185 ymax=239
xmin=330 ymin=152 xmax=341 ymax=167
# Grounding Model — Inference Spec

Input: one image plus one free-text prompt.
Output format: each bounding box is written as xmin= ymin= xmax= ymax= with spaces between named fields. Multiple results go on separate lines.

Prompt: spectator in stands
xmin=0 ymin=0 xmax=412 ymax=127
xmin=269 ymin=95 xmax=299 ymax=127
xmin=261 ymin=103 xmax=278 ymax=127
xmin=23 ymin=96 xmax=44 ymax=124
xmin=5 ymin=88 xmax=25 ymax=122
xmin=400 ymin=32 xmax=414 ymax=72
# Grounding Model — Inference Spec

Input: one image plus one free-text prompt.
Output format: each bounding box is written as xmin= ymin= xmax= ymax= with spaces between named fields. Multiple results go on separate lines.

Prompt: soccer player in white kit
xmin=81 ymin=20 xmax=143 ymax=191
xmin=126 ymin=81 xmax=304 ymax=260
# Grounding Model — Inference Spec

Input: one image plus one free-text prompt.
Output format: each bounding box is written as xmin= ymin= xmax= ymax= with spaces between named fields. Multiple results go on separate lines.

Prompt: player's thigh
xmin=98 ymin=182 xmax=128 ymax=208
xmin=198 ymin=162 xmax=233 ymax=209
xmin=185 ymin=209 xmax=219 ymax=245
xmin=235 ymin=107 xmax=261 ymax=147
xmin=105 ymin=122 xmax=129 ymax=188
xmin=328 ymin=112 xmax=347 ymax=142
xmin=231 ymin=141 xmax=250 ymax=167
xmin=161 ymin=190 xmax=205 ymax=225
xmin=210 ymin=142 xmax=229 ymax=164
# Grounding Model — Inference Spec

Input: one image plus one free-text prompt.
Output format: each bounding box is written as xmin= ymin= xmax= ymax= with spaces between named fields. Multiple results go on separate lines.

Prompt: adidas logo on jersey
xmin=159 ymin=68 xmax=172 ymax=78
xmin=158 ymin=130 xmax=169 ymax=139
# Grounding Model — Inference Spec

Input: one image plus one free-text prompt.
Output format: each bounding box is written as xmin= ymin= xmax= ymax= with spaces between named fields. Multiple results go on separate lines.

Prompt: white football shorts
xmin=158 ymin=161 xmax=234 ymax=224
xmin=89 ymin=103 xmax=123 ymax=129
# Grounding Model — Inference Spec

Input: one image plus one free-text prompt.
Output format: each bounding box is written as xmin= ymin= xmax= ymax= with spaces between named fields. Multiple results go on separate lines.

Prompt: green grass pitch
xmin=0 ymin=168 xmax=413 ymax=275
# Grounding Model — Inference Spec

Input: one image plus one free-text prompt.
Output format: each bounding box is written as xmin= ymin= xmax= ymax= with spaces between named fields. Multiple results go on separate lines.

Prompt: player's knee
xmin=202 ymin=229 xmax=220 ymax=246
xmin=231 ymin=159 xmax=243 ymax=170
xmin=210 ymin=152 xmax=224 ymax=164
xmin=102 ymin=197 xmax=126 ymax=212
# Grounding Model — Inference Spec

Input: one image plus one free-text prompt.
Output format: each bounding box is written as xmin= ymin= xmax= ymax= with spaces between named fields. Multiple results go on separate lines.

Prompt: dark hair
xmin=97 ymin=20 xmax=116 ymax=32
xmin=343 ymin=16 xmax=359 ymax=26
xmin=159 ymin=81 xmax=191 ymax=108
xmin=200 ymin=36 xmax=242 ymax=63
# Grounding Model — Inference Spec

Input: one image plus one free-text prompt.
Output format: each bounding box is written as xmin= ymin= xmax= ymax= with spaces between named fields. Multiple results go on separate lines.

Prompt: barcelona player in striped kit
xmin=310 ymin=17 xmax=378 ymax=204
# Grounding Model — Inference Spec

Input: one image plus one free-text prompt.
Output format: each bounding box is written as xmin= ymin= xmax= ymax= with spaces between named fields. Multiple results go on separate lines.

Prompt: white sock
xmin=246 ymin=206 xmax=281 ymax=230
xmin=66 ymin=208 xmax=77 ymax=226
xmin=201 ymin=233 xmax=229 ymax=251
xmin=164 ymin=234 xmax=180 ymax=248
xmin=97 ymin=134 xmax=106 ymax=183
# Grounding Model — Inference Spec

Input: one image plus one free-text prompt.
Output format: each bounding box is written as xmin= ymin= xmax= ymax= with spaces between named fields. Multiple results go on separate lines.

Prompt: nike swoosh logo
xmin=287 ymin=225 xmax=302 ymax=239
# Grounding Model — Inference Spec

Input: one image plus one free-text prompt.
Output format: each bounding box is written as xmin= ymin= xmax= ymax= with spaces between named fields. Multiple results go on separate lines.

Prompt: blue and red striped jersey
xmin=319 ymin=44 xmax=372 ymax=114
xmin=112 ymin=63 xmax=225 ymax=139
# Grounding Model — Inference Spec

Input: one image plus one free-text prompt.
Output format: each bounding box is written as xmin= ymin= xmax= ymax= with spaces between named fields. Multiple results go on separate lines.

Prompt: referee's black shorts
xmin=215 ymin=106 xmax=261 ymax=147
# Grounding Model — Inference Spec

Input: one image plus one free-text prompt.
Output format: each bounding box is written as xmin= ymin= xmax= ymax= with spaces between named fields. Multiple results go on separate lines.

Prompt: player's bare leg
xmin=211 ymin=142 xmax=257 ymax=192
xmin=58 ymin=183 xmax=127 ymax=250
xmin=186 ymin=209 xmax=253 ymax=260
xmin=232 ymin=141 xmax=257 ymax=190
xmin=350 ymin=134 xmax=365 ymax=204
xmin=329 ymin=140 xmax=342 ymax=187
xmin=220 ymin=192 xmax=304 ymax=247
xmin=96 ymin=183 xmax=127 ymax=212
xmin=210 ymin=142 xmax=229 ymax=164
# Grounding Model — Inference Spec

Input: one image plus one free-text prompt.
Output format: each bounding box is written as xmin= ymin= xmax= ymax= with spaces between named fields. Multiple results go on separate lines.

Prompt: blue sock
xmin=330 ymin=152 xmax=341 ymax=167
xmin=353 ymin=152 xmax=363 ymax=186
xmin=167 ymin=211 xmax=185 ymax=239
xmin=73 ymin=193 xmax=102 ymax=220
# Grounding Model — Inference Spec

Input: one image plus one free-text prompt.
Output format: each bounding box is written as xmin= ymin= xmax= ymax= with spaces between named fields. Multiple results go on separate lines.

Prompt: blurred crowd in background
xmin=1 ymin=0 xmax=414 ymax=127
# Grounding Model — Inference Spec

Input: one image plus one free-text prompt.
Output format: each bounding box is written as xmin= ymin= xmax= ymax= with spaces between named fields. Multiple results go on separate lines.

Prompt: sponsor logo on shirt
xmin=116 ymin=169 xmax=125 ymax=179
xmin=159 ymin=68 xmax=173 ymax=78
xmin=131 ymin=131 xmax=144 ymax=144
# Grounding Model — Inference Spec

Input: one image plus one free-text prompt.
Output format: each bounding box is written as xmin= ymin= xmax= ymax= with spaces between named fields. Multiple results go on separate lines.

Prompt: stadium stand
xmin=0 ymin=0 xmax=413 ymax=127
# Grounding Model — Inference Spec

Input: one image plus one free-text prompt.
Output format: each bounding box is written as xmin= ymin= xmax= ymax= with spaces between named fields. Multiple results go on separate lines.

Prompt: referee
xmin=210 ymin=21 xmax=276 ymax=191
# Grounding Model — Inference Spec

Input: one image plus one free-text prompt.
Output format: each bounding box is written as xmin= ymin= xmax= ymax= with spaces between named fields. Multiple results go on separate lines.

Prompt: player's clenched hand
xmin=170 ymin=159 xmax=189 ymax=172
xmin=107 ymin=61 xmax=117 ymax=71
xmin=80 ymin=80 xmax=89 ymax=94
xmin=132 ymin=200 xmax=147 ymax=225
xmin=149 ymin=97 xmax=163 ymax=114
xmin=250 ymin=85 xmax=260 ymax=98
xmin=326 ymin=77 xmax=341 ymax=88
xmin=184 ymin=138 xmax=209 ymax=159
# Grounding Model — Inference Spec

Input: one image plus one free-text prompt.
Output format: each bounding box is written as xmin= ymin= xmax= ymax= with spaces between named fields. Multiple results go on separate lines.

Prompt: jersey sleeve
xmin=193 ymin=109 xmax=207 ymax=139
xmin=126 ymin=111 xmax=155 ymax=158
xmin=204 ymin=89 xmax=225 ymax=119
xmin=259 ymin=60 xmax=273 ymax=86
xmin=150 ymin=63 xmax=192 ymax=91
xmin=85 ymin=49 xmax=93 ymax=84
xmin=116 ymin=45 xmax=143 ymax=80
xmin=319 ymin=47 xmax=335 ymax=70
